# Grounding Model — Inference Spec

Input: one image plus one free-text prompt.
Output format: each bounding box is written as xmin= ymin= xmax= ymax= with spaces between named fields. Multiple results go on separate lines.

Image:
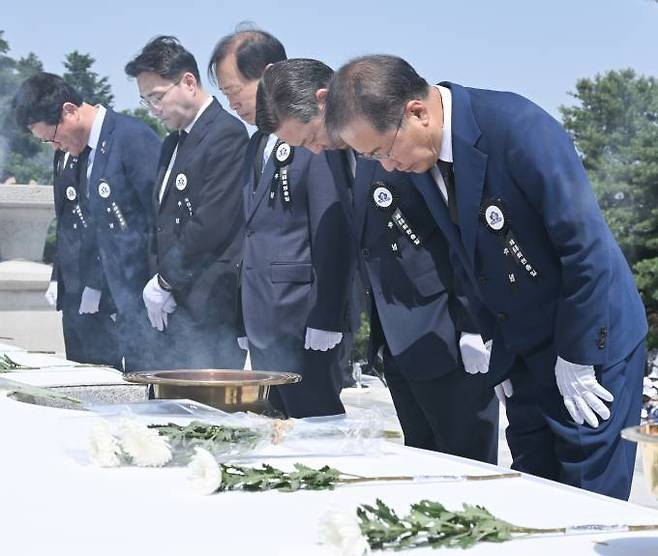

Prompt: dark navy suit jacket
xmin=411 ymin=82 xmax=647 ymax=384
xmin=335 ymin=155 xmax=477 ymax=380
xmin=241 ymin=132 xmax=353 ymax=350
xmin=153 ymin=99 xmax=248 ymax=326
xmin=83 ymin=109 xmax=161 ymax=314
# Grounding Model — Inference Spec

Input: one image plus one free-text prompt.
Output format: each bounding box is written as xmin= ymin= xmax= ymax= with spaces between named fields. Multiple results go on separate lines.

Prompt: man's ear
xmin=61 ymin=101 xmax=79 ymax=120
xmin=316 ymin=88 xmax=328 ymax=110
xmin=407 ymin=99 xmax=430 ymax=125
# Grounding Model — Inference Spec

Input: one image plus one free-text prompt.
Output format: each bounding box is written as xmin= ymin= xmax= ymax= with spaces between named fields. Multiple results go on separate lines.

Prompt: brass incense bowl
xmin=622 ymin=423 xmax=658 ymax=497
xmin=124 ymin=369 xmax=301 ymax=415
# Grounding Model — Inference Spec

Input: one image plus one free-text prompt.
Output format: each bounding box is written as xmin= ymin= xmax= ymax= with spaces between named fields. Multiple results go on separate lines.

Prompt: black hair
xmin=12 ymin=72 xmax=83 ymax=129
xmin=207 ymin=25 xmax=287 ymax=85
xmin=125 ymin=35 xmax=201 ymax=84
xmin=325 ymin=54 xmax=429 ymax=139
xmin=256 ymin=58 xmax=333 ymax=134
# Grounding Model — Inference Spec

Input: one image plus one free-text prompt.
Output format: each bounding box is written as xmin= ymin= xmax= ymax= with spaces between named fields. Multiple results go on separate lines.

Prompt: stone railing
xmin=0 ymin=184 xmax=54 ymax=262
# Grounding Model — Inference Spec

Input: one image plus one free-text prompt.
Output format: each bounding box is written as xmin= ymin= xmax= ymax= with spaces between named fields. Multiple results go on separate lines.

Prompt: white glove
xmin=78 ymin=287 xmax=101 ymax=314
xmin=555 ymin=356 xmax=613 ymax=428
xmin=304 ymin=328 xmax=343 ymax=351
xmin=44 ymin=281 xmax=58 ymax=307
xmin=459 ymin=333 xmax=490 ymax=374
xmin=143 ymin=274 xmax=176 ymax=332
xmin=237 ymin=336 xmax=249 ymax=351
xmin=494 ymin=378 xmax=514 ymax=406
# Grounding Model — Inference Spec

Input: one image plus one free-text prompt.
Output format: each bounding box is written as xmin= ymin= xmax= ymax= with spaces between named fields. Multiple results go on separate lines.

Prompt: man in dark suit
xmin=256 ymin=58 xmax=498 ymax=462
xmin=14 ymin=72 xmax=161 ymax=371
xmin=210 ymin=30 xmax=353 ymax=418
xmin=45 ymin=148 xmax=119 ymax=367
xmin=324 ymin=55 xmax=647 ymax=500
xmin=125 ymin=36 xmax=248 ymax=370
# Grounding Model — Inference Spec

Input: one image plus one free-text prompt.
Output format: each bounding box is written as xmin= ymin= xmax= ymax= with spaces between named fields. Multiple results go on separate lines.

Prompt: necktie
xmin=253 ymin=134 xmax=268 ymax=184
xmin=178 ymin=129 xmax=188 ymax=148
xmin=437 ymin=159 xmax=459 ymax=225
xmin=77 ymin=146 xmax=92 ymax=197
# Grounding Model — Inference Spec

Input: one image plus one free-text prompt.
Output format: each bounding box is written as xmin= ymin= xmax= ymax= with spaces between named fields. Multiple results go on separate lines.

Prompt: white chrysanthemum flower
xmin=318 ymin=509 xmax=370 ymax=556
xmin=118 ymin=419 xmax=172 ymax=467
xmin=88 ymin=421 xmax=122 ymax=467
xmin=187 ymin=447 xmax=222 ymax=495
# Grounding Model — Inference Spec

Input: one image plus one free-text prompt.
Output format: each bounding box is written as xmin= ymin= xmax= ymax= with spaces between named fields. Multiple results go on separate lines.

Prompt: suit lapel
xmin=325 ymin=149 xmax=359 ymax=243
xmin=87 ymin=109 xmax=115 ymax=196
xmin=159 ymin=99 xmax=221 ymax=209
xmin=411 ymin=171 xmax=474 ymax=283
xmin=444 ymin=82 xmax=488 ymax=267
xmin=246 ymin=147 xmax=277 ymax=224
xmin=154 ymin=133 xmax=178 ymax=212
xmin=354 ymin=160 xmax=377 ymax=245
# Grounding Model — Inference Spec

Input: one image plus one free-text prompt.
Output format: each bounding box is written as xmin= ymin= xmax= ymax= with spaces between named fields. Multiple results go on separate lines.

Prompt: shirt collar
xmin=184 ymin=96 xmax=213 ymax=134
xmin=88 ymin=105 xmax=107 ymax=150
xmin=435 ymin=85 xmax=453 ymax=163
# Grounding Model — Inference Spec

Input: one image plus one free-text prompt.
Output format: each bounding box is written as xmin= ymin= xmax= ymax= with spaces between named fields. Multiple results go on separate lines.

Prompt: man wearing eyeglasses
xmin=323 ymin=55 xmax=648 ymax=501
xmin=125 ymin=36 xmax=248 ymax=370
xmin=13 ymin=72 xmax=161 ymax=371
xmin=255 ymin=59 xmax=498 ymax=462
xmin=209 ymin=29 xmax=353 ymax=418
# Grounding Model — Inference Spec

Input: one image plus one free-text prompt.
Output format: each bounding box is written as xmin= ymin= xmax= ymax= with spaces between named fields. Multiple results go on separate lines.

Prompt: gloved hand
xmin=237 ymin=337 xmax=249 ymax=351
xmin=44 ymin=281 xmax=58 ymax=307
xmin=555 ymin=356 xmax=613 ymax=428
xmin=161 ymin=295 xmax=177 ymax=329
xmin=494 ymin=379 xmax=514 ymax=406
xmin=143 ymin=274 xmax=176 ymax=332
xmin=304 ymin=328 xmax=343 ymax=351
xmin=78 ymin=286 xmax=101 ymax=315
xmin=459 ymin=333 xmax=490 ymax=374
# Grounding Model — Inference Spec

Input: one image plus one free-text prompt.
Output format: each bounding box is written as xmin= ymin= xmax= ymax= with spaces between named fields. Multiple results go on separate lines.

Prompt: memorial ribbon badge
xmin=369 ymin=181 xmax=422 ymax=256
xmin=270 ymin=141 xmax=294 ymax=206
xmin=98 ymin=181 xmax=111 ymax=199
xmin=175 ymin=173 xmax=188 ymax=191
xmin=479 ymin=198 xmax=539 ymax=286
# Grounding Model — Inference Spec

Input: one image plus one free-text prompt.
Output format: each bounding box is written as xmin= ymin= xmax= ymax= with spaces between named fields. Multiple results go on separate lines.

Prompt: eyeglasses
xmin=358 ymin=108 xmax=405 ymax=161
xmin=140 ymin=77 xmax=182 ymax=111
xmin=40 ymin=119 xmax=60 ymax=144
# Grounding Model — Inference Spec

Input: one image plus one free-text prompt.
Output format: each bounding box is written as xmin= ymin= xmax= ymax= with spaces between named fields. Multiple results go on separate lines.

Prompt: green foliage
xmin=62 ymin=51 xmax=114 ymax=107
xmin=149 ymin=421 xmax=261 ymax=463
xmin=121 ymin=107 xmax=168 ymax=139
xmin=357 ymin=499 xmax=514 ymax=550
xmin=561 ymin=69 xmax=658 ymax=346
xmin=217 ymin=462 xmax=342 ymax=493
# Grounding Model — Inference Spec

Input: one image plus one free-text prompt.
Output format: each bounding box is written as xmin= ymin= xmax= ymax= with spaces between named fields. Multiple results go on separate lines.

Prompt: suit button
xmin=361 ymin=248 xmax=370 ymax=258
xmin=478 ymin=274 xmax=487 ymax=284
xmin=157 ymin=226 xmax=163 ymax=233
xmin=496 ymin=312 xmax=509 ymax=321
xmin=246 ymin=229 xmax=254 ymax=237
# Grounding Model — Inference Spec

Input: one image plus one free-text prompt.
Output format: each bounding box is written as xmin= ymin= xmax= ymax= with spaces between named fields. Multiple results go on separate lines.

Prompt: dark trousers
xmin=383 ymin=348 xmax=499 ymax=464
xmin=147 ymin=306 xmax=246 ymax=371
xmin=505 ymin=339 xmax=645 ymax=500
xmin=61 ymin=303 xmax=121 ymax=368
xmin=249 ymin=334 xmax=345 ymax=418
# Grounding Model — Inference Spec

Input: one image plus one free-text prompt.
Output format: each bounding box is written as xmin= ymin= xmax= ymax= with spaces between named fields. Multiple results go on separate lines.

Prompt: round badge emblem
xmin=274 ymin=142 xmax=293 ymax=166
xmin=369 ymin=181 xmax=398 ymax=213
xmin=373 ymin=186 xmax=393 ymax=209
xmin=98 ymin=182 xmax=111 ymax=199
xmin=65 ymin=186 xmax=77 ymax=201
xmin=175 ymin=173 xmax=188 ymax=191
xmin=480 ymin=198 xmax=508 ymax=234
xmin=484 ymin=205 xmax=505 ymax=231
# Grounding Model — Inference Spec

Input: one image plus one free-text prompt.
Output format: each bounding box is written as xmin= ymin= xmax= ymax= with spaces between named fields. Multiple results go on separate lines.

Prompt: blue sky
xmin=3 ymin=0 xmax=657 ymax=119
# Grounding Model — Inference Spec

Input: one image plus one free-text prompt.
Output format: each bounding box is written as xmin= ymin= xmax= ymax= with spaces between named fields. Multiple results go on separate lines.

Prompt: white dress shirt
xmin=429 ymin=85 xmax=454 ymax=204
xmin=86 ymin=105 xmax=107 ymax=183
